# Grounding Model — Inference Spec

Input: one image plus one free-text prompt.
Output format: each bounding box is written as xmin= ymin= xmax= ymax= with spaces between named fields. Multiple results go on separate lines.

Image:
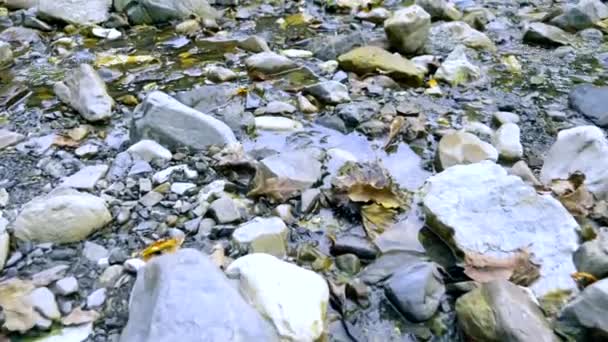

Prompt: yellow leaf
xmin=571 ymin=271 xmax=597 ymax=287
xmin=383 ymin=116 xmax=405 ymax=151
xmin=361 ymin=203 xmax=396 ymax=239
xmin=427 ymin=78 xmax=438 ymax=88
xmin=95 ymin=53 xmax=155 ymax=68
xmin=53 ymin=135 xmax=80 ymax=148
xmin=139 ymin=237 xmax=184 ymax=262
xmin=117 ymin=94 xmax=139 ymax=106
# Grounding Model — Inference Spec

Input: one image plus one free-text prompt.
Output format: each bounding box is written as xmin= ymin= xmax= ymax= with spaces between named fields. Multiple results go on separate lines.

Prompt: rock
xmin=98 ymin=265 xmax=124 ymax=288
xmin=0 ymin=40 xmax=13 ymax=66
xmin=131 ymin=91 xmax=236 ymax=151
xmin=28 ymin=287 xmax=60 ymax=320
xmin=260 ymin=149 xmax=323 ymax=188
xmin=523 ymin=22 xmax=572 ymax=46
xmin=92 ymin=27 xmax=122 ymax=40
xmin=338 ymin=46 xmax=424 ymax=85
xmin=336 ymin=101 xmax=381 ymax=127
xmin=245 ymin=52 xmax=298 ymax=79
xmin=437 ymin=130 xmax=498 ymax=170
xmin=255 ymin=116 xmax=303 ymax=131
xmin=206 ymin=66 xmax=237 ymax=83
xmin=493 ymin=123 xmax=523 ymax=160
xmin=114 ymin=0 xmax=218 ymax=26
xmin=384 ymin=5 xmax=431 ymax=54
xmin=37 ymin=0 xmax=111 ymax=25
xmin=139 ymin=191 xmax=163 ymax=207
xmin=152 ymin=164 xmax=198 ymax=184
xmin=0 ymin=217 xmax=8 ymax=271
xmin=262 ymin=101 xmax=297 ymax=115
xmin=297 ymin=94 xmax=318 ymax=113
xmin=493 ymin=111 xmax=520 ymax=125
xmin=558 ymin=278 xmax=608 ymax=338
xmin=233 ymin=217 xmax=288 ymax=257
xmin=304 ymin=81 xmax=350 ymax=105
xmin=60 ymin=165 xmax=108 ymax=190
xmin=509 ymin=161 xmax=542 ymax=187
xmin=0 ymin=188 xmax=8 ymax=208
xmin=86 ymin=288 xmax=106 ymax=309
xmin=456 ymin=280 xmax=557 ymax=341
xmin=281 ymin=49 xmax=313 ymax=59
xmin=14 ymin=188 xmax=112 ymax=244
xmin=332 ymin=234 xmax=379 ymax=259
xmin=569 ymin=84 xmax=608 ymax=126
xmin=0 ymin=27 xmax=41 ymax=44
xmin=127 ymin=140 xmax=172 ymax=162
xmin=385 ymin=262 xmax=445 ymax=322
xmin=551 ymin=0 xmax=608 ymax=32
xmin=124 ymin=258 xmax=146 ymax=273
xmin=54 ymin=276 xmax=79 ymax=296
xmin=237 ymin=36 xmax=270 ymax=53
xmin=435 ymin=45 xmax=481 ymax=86
xmin=120 ymin=249 xmax=278 ymax=342
xmin=33 ymin=265 xmax=69 ymax=287
xmin=573 ymin=230 xmax=608 ymax=278
xmin=335 ymin=254 xmax=361 ymax=275
xmin=540 ymin=126 xmax=608 ymax=199
xmin=170 ymin=182 xmax=196 ymax=195
xmin=423 ymin=161 xmax=579 ymax=296
xmin=427 ymin=21 xmax=495 ymax=54
xmin=54 ymin=64 xmax=113 ymax=122
xmin=0 ymin=129 xmax=24 ymax=150
xmin=305 ymin=31 xmax=381 ymax=61
xmin=356 ymin=7 xmax=391 ymax=24
xmin=83 ymin=241 xmax=109 ymax=263
xmin=34 ymin=323 xmax=93 ymax=342
xmin=416 ymin=0 xmax=462 ymax=21
xmin=209 ymin=196 xmax=242 ymax=224
xmin=226 ymin=253 xmax=329 ymax=341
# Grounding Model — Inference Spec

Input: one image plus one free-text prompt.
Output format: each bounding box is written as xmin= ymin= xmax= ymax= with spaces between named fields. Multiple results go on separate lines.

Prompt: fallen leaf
xmin=463 ymin=249 xmax=540 ymax=286
xmin=571 ymin=271 xmax=597 ymax=288
xmin=53 ymin=135 xmax=80 ymax=148
xmin=139 ymin=237 xmax=184 ymax=262
xmin=95 ymin=53 xmax=155 ymax=68
xmin=361 ymin=203 xmax=396 ymax=239
xmin=427 ymin=78 xmax=438 ymax=88
xmin=550 ymin=172 xmax=594 ymax=217
xmin=61 ymin=308 xmax=100 ymax=326
xmin=0 ymin=278 xmax=36 ymax=333
xmin=383 ymin=116 xmax=405 ymax=151
xmin=248 ymin=165 xmax=309 ymax=202
xmin=117 ymin=95 xmax=139 ymax=106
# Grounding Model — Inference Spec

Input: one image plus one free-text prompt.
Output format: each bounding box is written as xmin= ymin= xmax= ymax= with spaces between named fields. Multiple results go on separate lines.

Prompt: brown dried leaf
xmin=361 ymin=203 xmax=396 ymax=240
xmin=248 ymin=165 xmax=309 ymax=202
xmin=550 ymin=172 xmax=594 ymax=217
xmin=61 ymin=308 xmax=100 ymax=326
xmin=53 ymin=135 xmax=80 ymax=148
xmin=463 ymin=249 xmax=540 ymax=286
xmin=383 ymin=116 xmax=405 ymax=151
xmin=0 ymin=278 xmax=36 ymax=333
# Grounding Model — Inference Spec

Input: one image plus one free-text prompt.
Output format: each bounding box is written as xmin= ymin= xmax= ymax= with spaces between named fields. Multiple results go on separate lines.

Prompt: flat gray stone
xmin=60 ymin=165 xmax=108 ymax=190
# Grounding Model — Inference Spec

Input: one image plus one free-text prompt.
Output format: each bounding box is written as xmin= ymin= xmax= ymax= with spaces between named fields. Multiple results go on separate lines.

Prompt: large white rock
xmin=226 ymin=253 xmax=330 ymax=341
xmin=437 ymin=130 xmax=498 ymax=170
xmin=0 ymin=215 xmax=8 ymax=271
xmin=13 ymin=188 xmax=112 ymax=243
xmin=384 ymin=5 xmax=431 ymax=54
xmin=232 ymin=217 xmax=288 ymax=257
xmin=435 ymin=45 xmax=481 ymax=86
xmin=127 ymin=140 xmax=172 ymax=162
xmin=38 ymin=0 xmax=112 ymax=25
xmin=541 ymin=125 xmax=608 ymax=199
xmin=493 ymin=123 xmax=523 ymax=160
xmin=60 ymin=165 xmax=108 ymax=190
xmin=423 ymin=161 xmax=579 ymax=297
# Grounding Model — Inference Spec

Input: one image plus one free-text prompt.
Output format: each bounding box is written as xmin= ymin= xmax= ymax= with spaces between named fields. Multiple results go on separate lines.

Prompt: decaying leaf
xmin=280 ymin=12 xmax=315 ymax=30
xmin=61 ymin=308 xmax=100 ymax=326
xmin=361 ymin=203 xmax=396 ymax=239
xmin=248 ymin=164 xmax=309 ymax=202
xmin=53 ymin=135 xmax=80 ymax=148
xmin=463 ymin=249 xmax=540 ymax=286
xmin=571 ymin=271 xmax=598 ymax=288
xmin=138 ymin=237 xmax=184 ymax=262
xmin=550 ymin=172 xmax=594 ymax=217
xmin=332 ymin=161 xmax=405 ymax=209
xmin=0 ymin=278 xmax=36 ymax=333
xmin=95 ymin=53 xmax=156 ymax=68
xmin=383 ymin=116 xmax=405 ymax=151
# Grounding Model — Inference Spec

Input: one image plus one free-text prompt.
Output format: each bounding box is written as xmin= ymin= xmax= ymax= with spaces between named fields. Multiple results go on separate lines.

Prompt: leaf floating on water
xmin=95 ymin=53 xmax=156 ymax=68
xmin=550 ymin=172 xmax=594 ymax=217
xmin=383 ymin=116 xmax=405 ymax=151
xmin=361 ymin=203 xmax=396 ymax=239
xmin=139 ymin=237 xmax=184 ymax=262
xmin=463 ymin=249 xmax=540 ymax=286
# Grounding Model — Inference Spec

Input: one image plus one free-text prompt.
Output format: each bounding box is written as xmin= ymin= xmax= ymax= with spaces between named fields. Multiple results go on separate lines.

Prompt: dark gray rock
xmin=558 ymin=278 xmax=608 ymax=339
xmin=120 ymin=249 xmax=278 ymax=342
xmin=332 ymin=235 xmax=379 ymax=260
xmin=551 ymin=0 xmax=608 ymax=32
xmin=569 ymin=84 xmax=608 ymax=126
xmin=336 ymin=101 xmax=381 ymax=128
xmin=574 ymin=231 xmax=608 ymax=279
xmin=523 ymin=22 xmax=572 ymax=46
xmin=37 ymin=0 xmax=111 ymax=25
xmin=114 ymin=0 xmax=218 ymax=26
xmin=304 ymin=81 xmax=350 ymax=105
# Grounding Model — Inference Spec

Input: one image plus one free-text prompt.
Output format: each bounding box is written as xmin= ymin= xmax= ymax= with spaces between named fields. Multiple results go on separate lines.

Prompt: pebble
xmin=54 ymin=276 xmax=79 ymax=296
xmin=86 ymin=288 xmax=107 ymax=309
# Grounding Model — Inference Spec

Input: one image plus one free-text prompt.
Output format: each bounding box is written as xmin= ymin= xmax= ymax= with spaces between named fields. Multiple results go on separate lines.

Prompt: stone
xmin=245 ymin=52 xmax=298 ymax=78
xmin=255 ymin=116 xmax=303 ymax=131
xmin=14 ymin=188 xmax=112 ymax=244
xmin=335 ymin=254 xmax=361 ymax=275
xmin=54 ymin=64 xmax=113 ymax=122
xmin=54 ymin=276 xmax=79 ymax=296
xmin=336 ymin=101 xmax=381 ymax=127
xmin=493 ymin=111 xmax=520 ymax=125
xmin=152 ymin=164 xmax=198 ymax=184
xmin=416 ymin=0 xmax=462 ymax=21
xmin=28 ymin=287 xmax=60 ymax=320
xmin=34 ymin=324 xmax=93 ymax=342
xmin=233 ymin=217 xmax=288 ymax=257
xmin=338 ymin=46 xmax=424 ymax=85
xmin=297 ymin=94 xmax=318 ymax=113
xmin=456 ymin=280 xmax=557 ymax=342
xmin=131 ymin=91 xmax=236 ymax=150
xmin=332 ymin=234 xmax=379 ymax=260
xmin=0 ymin=27 xmax=41 ymax=44
xmin=262 ymin=101 xmax=297 ymax=115
xmin=0 ymin=129 xmax=24 ymax=150
xmin=356 ymin=7 xmax=391 ymax=24
xmin=427 ymin=21 xmax=495 ymax=54
xmin=209 ymin=196 xmax=241 ymax=224
xmin=435 ymin=44 xmax=480 ymax=86
xmin=304 ymin=81 xmax=350 ymax=105
xmin=0 ymin=188 xmax=8 ymax=207
xmin=259 ymin=149 xmax=323 ymax=188
xmin=92 ymin=27 xmax=122 ymax=40
xmin=0 ymin=40 xmax=13 ymax=66
xmin=86 ymin=288 xmax=106 ymax=309
xmin=493 ymin=123 xmax=523 ymax=160
xmin=305 ymin=31 xmax=380 ymax=61
xmin=98 ymin=265 xmax=124 ymax=288
xmin=385 ymin=262 xmax=445 ymax=322
xmin=83 ymin=241 xmax=109 ymax=263
xmin=569 ymin=84 xmax=608 ymax=126
xmin=384 ymin=5 xmax=431 ymax=55
xmin=523 ymin=22 xmax=572 ymax=46
xmin=226 ymin=253 xmax=329 ymax=341
xmin=120 ymin=249 xmax=278 ymax=342
xmin=206 ymin=66 xmax=237 ymax=83
xmin=540 ymin=126 xmax=608 ymax=199
xmin=509 ymin=161 xmax=542 ymax=187
xmin=170 ymin=182 xmax=196 ymax=195
xmin=37 ymin=0 xmax=111 ymax=25
xmin=437 ymin=130 xmax=498 ymax=170
xmin=423 ymin=161 xmax=579 ymax=296
xmin=0 ymin=217 xmax=8 ymax=271
xmin=573 ymin=230 xmax=608 ymax=278
xmin=280 ymin=49 xmax=313 ymax=58
xmin=559 ymin=278 xmax=608 ymax=338
xmin=124 ymin=258 xmax=146 ymax=273
xmin=237 ymin=35 xmax=270 ymax=53
xmin=33 ymin=265 xmax=69 ymax=287
xmin=127 ymin=140 xmax=172 ymax=162
xmin=197 ymin=180 xmax=226 ymax=203
xmin=551 ymin=0 xmax=608 ymax=32
xmin=60 ymin=165 xmax=108 ymax=190
xmin=114 ymin=0 xmax=218 ymax=26
xmin=139 ymin=191 xmax=163 ymax=207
